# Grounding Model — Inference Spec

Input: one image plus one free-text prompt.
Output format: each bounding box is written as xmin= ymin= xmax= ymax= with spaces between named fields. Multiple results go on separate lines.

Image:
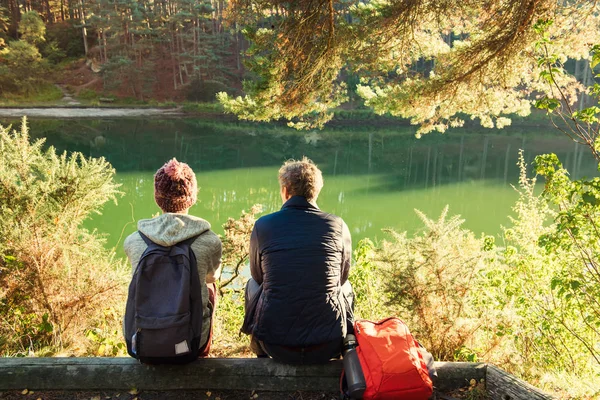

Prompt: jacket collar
xmin=281 ymin=195 xmax=320 ymax=211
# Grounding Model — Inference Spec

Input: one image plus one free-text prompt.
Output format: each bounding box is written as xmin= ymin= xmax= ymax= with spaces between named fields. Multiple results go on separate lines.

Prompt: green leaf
xmin=592 ymin=54 xmax=600 ymax=69
xmin=592 ymin=44 xmax=600 ymax=68
xmin=582 ymin=192 xmax=599 ymax=206
xmin=572 ymin=106 xmax=600 ymax=123
xmin=539 ymin=70 xmax=554 ymax=84
xmin=534 ymin=97 xmax=560 ymax=112
xmin=589 ymin=83 xmax=600 ymax=98
xmin=533 ymin=19 xmax=554 ymax=35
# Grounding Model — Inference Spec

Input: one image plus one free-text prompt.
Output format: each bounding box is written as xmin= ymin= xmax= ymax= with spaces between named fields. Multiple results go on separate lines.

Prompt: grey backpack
xmin=124 ymin=232 xmax=203 ymax=364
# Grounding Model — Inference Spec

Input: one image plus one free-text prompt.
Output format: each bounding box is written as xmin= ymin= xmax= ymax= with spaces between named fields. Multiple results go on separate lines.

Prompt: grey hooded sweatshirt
xmin=123 ymin=213 xmax=222 ymax=349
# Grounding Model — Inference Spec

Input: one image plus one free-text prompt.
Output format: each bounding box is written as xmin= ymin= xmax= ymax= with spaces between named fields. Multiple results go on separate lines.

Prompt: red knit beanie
xmin=154 ymin=158 xmax=198 ymax=213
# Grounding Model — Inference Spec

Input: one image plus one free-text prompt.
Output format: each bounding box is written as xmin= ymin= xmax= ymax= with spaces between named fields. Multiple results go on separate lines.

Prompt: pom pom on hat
xmin=154 ymin=158 xmax=197 ymax=212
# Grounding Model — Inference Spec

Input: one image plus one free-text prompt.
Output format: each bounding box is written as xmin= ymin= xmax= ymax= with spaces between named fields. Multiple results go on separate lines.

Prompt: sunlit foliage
xmin=0 ymin=119 xmax=127 ymax=356
xmin=219 ymin=1 xmax=599 ymax=131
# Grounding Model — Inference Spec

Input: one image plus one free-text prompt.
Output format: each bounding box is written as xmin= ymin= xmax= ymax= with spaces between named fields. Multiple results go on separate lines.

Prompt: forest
xmin=0 ymin=0 xmax=242 ymax=101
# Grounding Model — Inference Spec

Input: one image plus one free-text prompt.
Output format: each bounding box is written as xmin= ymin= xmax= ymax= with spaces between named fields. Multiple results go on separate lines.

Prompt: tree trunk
xmin=44 ymin=0 xmax=52 ymax=22
xmin=78 ymin=0 xmax=88 ymax=55
xmin=68 ymin=0 xmax=75 ymax=21
xmin=171 ymin=30 xmax=178 ymax=90
xmin=7 ymin=0 xmax=20 ymax=39
xmin=102 ymin=30 xmax=107 ymax=62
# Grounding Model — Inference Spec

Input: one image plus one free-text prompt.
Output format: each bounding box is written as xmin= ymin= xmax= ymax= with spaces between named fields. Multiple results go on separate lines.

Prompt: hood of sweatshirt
xmin=137 ymin=213 xmax=212 ymax=247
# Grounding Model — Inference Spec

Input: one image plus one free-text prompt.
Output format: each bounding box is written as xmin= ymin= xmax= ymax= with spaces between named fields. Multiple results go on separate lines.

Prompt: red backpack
xmin=350 ymin=317 xmax=434 ymax=400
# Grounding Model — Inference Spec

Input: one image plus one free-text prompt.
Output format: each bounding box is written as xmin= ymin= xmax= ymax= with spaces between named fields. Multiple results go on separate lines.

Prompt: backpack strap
xmin=137 ymin=232 xmax=201 ymax=248
xmin=138 ymin=231 xmax=155 ymax=247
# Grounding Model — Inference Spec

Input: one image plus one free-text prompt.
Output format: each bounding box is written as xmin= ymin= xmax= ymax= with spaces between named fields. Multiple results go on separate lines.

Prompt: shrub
xmin=212 ymin=205 xmax=263 ymax=357
xmin=212 ymin=292 xmax=251 ymax=357
xmin=0 ymin=40 xmax=47 ymax=95
xmin=535 ymin=154 xmax=600 ymax=364
xmin=186 ymin=79 xmax=230 ymax=102
xmin=0 ymin=118 xmax=128 ymax=356
xmin=375 ymin=207 xmax=500 ymax=361
xmin=494 ymin=151 xmax=600 ymax=392
xmin=218 ymin=204 xmax=263 ymax=293
xmin=349 ymin=238 xmax=389 ymax=321
xmin=40 ymin=40 xmax=66 ymax=64
xmin=18 ymin=11 xmax=45 ymax=45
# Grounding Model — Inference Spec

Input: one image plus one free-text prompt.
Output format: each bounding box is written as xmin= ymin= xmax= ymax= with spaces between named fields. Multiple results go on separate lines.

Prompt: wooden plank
xmin=0 ymin=358 xmax=487 ymax=392
xmin=434 ymin=362 xmax=487 ymax=392
xmin=486 ymin=365 xmax=555 ymax=400
xmin=1 ymin=358 xmax=341 ymax=391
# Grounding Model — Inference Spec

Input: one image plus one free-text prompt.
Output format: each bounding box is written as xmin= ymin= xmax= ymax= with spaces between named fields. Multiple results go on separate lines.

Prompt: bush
xmin=0 ymin=39 xmax=46 ymax=95
xmin=211 ymin=205 xmax=263 ymax=357
xmin=375 ymin=207 xmax=501 ymax=361
xmin=18 ymin=11 xmax=45 ymax=45
xmin=0 ymin=118 xmax=128 ymax=356
xmin=499 ymin=152 xmax=600 ymax=376
xmin=218 ymin=204 xmax=263 ymax=293
xmin=349 ymin=238 xmax=389 ymax=321
xmin=482 ymin=151 xmax=600 ymax=398
xmin=40 ymin=40 xmax=67 ymax=64
xmin=186 ymin=79 xmax=230 ymax=102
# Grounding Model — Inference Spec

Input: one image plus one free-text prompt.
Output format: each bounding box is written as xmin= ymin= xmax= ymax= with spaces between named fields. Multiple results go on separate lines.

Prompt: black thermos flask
xmin=342 ymin=334 xmax=367 ymax=399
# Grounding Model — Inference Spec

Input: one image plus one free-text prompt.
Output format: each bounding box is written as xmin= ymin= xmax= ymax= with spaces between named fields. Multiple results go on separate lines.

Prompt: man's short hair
xmin=278 ymin=157 xmax=323 ymax=202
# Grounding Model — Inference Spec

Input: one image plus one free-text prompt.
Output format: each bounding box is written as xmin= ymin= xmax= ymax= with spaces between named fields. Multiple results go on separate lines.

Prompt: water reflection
xmin=10 ymin=118 xmax=598 ymax=254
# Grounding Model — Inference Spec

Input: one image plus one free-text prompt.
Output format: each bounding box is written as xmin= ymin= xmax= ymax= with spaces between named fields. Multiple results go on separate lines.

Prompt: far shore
xmin=0 ymin=107 xmax=185 ymax=118
xmin=0 ymin=106 xmax=557 ymax=131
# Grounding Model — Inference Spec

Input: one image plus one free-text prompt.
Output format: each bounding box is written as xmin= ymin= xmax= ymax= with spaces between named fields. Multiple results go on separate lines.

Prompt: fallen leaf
xmin=90 ymin=396 xmax=101 ymax=400
xmin=206 ymin=391 xmax=211 ymax=397
xmin=21 ymin=389 xmax=28 ymax=395
xmin=128 ymin=388 xmax=139 ymax=395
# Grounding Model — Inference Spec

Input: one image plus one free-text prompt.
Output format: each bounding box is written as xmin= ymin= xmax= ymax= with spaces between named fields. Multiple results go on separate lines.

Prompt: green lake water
xmin=14 ymin=117 xmax=599 ymax=257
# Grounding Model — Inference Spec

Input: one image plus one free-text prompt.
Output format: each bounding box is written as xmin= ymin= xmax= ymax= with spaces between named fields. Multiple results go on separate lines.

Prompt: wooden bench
xmin=0 ymin=358 xmax=554 ymax=399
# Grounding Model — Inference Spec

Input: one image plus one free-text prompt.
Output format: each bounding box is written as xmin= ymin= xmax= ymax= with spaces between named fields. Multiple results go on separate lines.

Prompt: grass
xmin=0 ymin=83 xmax=64 ymax=106
xmin=181 ymin=101 xmax=225 ymax=113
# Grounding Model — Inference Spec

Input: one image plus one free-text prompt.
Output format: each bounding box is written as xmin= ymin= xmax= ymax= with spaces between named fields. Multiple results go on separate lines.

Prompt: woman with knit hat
xmin=124 ymin=158 xmax=222 ymax=357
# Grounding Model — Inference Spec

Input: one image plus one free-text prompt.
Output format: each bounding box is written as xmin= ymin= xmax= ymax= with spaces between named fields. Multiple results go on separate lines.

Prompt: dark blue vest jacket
xmin=248 ymin=196 xmax=352 ymax=347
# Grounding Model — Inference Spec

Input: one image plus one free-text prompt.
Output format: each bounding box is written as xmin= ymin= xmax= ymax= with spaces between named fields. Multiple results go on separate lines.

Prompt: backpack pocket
xmin=136 ymin=313 xmax=193 ymax=358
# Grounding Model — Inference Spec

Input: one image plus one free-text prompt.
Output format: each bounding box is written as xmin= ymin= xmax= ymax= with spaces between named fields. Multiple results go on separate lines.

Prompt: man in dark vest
xmin=242 ymin=157 xmax=354 ymax=364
